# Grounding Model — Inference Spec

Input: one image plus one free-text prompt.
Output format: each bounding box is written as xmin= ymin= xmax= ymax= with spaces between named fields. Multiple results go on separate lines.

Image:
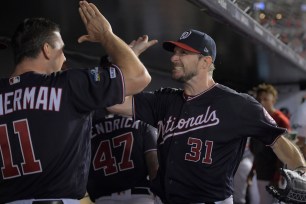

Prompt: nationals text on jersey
xmin=92 ymin=117 xmax=140 ymax=137
xmin=0 ymin=87 xmax=62 ymax=115
xmin=158 ymin=106 xmax=220 ymax=143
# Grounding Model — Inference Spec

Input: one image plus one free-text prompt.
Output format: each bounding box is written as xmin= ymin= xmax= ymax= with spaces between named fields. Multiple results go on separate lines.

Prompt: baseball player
xmin=250 ymin=83 xmax=291 ymax=204
xmin=108 ymin=29 xmax=306 ymax=204
xmin=86 ymin=110 xmax=158 ymax=204
xmin=85 ymin=35 xmax=159 ymax=204
xmin=0 ymin=1 xmax=150 ymax=204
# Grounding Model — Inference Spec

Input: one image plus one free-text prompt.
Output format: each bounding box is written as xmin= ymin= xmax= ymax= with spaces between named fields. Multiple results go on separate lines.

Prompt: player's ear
xmin=205 ymin=56 xmax=213 ymax=64
xmin=42 ymin=42 xmax=51 ymax=59
xmin=201 ymin=56 xmax=212 ymax=69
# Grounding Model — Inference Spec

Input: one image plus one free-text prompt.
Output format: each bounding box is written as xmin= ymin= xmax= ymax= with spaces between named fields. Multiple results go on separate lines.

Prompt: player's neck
xmin=183 ymin=78 xmax=215 ymax=96
xmin=12 ymin=58 xmax=52 ymax=77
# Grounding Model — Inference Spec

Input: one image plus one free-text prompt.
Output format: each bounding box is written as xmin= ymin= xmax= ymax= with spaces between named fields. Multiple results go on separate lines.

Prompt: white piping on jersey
xmin=183 ymin=83 xmax=218 ymax=101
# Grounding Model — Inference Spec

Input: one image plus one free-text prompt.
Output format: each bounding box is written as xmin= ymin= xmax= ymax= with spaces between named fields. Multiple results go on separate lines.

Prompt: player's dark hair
xmin=11 ymin=17 xmax=60 ymax=65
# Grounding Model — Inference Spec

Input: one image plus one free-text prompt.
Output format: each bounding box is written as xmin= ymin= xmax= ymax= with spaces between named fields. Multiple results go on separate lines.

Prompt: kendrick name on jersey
xmin=92 ymin=116 xmax=140 ymax=138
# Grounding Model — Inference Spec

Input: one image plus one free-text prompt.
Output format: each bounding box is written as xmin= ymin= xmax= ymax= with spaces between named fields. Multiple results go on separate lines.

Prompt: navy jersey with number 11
xmin=0 ymin=66 xmax=124 ymax=203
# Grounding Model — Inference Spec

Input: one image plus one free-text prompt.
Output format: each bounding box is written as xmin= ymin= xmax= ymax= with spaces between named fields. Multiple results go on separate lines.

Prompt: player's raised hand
xmin=129 ymin=35 xmax=158 ymax=57
xmin=78 ymin=1 xmax=112 ymax=43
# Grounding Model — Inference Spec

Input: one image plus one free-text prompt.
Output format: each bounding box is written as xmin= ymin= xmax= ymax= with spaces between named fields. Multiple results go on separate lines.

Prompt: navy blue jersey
xmin=0 ymin=66 xmax=124 ymax=203
xmin=87 ymin=111 xmax=157 ymax=201
xmin=133 ymin=83 xmax=286 ymax=203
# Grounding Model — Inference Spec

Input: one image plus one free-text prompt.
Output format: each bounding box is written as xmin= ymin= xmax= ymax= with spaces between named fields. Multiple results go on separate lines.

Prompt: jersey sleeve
xmin=140 ymin=122 xmax=158 ymax=153
xmin=66 ymin=65 xmax=125 ymax=112
xmin=239 ymin=94 xmax=286 ymax=145
xmin=133 ymin=91 xmax=158 ymax=126
xmin=133 ymin=88 xmax=181 ymax=127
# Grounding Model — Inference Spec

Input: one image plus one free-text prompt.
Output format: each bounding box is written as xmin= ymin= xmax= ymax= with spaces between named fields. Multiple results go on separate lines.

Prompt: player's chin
xmin=171 ymin=72 xmax=180 ymax=80
xmin=171 ymin=73 xmax=185 ymax=82
xmin=172 ymin=69 xmax=183 ymax=76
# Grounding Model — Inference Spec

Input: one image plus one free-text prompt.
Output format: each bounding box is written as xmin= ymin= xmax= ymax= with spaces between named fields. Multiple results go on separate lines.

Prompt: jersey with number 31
xmin=133 ymin=83 xmax=286 ymax=203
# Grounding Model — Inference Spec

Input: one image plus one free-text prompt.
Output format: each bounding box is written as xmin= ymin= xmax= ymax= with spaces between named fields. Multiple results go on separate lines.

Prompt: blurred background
xmin=1 ymin=0 xmax=306 ymax=112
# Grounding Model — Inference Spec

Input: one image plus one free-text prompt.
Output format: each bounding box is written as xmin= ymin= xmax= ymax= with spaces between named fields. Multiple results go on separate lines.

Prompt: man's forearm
xmin=101 ymin=31 xmax=151 ymax=96
xmin=272 ymin=136 xmax=306 ymax=169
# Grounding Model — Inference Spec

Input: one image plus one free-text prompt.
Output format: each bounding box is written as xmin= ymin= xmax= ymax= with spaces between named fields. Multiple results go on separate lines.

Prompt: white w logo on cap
xmin=180 ymin=31 xmax=192 ymax=40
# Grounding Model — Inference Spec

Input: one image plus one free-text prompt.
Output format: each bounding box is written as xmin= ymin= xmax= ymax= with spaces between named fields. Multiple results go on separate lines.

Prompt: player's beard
xmin=172 ymin=66 xmax=198 ymax=83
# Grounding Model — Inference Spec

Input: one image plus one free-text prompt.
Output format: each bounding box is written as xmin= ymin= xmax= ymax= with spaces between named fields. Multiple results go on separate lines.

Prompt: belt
xmin=130 ymin=187 xmax=150 ymax=195
xmin=104 ymin=187 xmax=151 ymax=196
xmin=191 ymin=203 xmax=215 ymax=204
xmin=32 ymin=201 xmax=64 ymax=204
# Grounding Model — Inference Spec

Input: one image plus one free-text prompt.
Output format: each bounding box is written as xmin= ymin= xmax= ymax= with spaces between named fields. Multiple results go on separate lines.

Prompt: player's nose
xmin=170 ymin=53 xmax=180 ymax=63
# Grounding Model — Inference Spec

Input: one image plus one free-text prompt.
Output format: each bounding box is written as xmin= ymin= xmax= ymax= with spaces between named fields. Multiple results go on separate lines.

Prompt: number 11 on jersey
xmin=0 ymin=119 xmax=42 ymax=179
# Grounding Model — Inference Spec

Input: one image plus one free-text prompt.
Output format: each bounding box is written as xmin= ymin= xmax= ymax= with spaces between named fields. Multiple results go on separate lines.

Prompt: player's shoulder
xmin=154 ymin=87 xmax=184 ymax=95
xmin=138 ymin=87 xmax=183 ymax=101
xmin=215 ymin=83 xmax=256 ymax=103
xmin=56 ymin=68 xmax=96 ymax=84
xmin=60 ymin=68 xmax=86 ymax=77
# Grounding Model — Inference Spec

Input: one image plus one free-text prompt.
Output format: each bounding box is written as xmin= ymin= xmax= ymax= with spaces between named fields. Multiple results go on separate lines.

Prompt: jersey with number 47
xmin=133 ymin=83 xmax=286 ymax=203
xmin=87 ymin=112 xmax=157 ymax=201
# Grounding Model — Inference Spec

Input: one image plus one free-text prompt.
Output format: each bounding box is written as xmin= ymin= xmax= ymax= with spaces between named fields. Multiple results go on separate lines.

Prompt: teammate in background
xmin=249 ymin=83 xmax=291 ymax=204
xmin=0 ymin=1 xmax=150 ymax=203
xmin=108 ymin=29 xmax=306 ymax=204
xmin=87 ymin=37 xmax=159 ymax=204
xmin=233 ymin=89 xmax=259 ymax=204
xmin=279 ymin=107 xmax=291 ymax=120
xmin=233 ymin=138 xmax=255 ymax=204
xmin=87 ymin=110 xmax=158 ymax=204
xmin=291 ymin=95 xmax=306 ymax=158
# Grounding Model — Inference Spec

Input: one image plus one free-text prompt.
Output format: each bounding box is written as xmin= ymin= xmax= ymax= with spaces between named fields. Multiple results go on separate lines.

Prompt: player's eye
xmin=177 ymin=51 xmax=189 ymax=56
xmin=182 ymin=51 xmax=188 ymax=55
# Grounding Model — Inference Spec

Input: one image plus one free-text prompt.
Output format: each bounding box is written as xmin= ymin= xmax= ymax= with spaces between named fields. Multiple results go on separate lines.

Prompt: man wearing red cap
xmin=108 ymin=29 xmax=306 ymax=204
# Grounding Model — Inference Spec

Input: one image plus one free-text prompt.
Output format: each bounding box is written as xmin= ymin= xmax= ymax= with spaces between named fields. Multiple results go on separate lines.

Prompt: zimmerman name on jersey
xmin=0 ymin=86 xmax=62 ymax=115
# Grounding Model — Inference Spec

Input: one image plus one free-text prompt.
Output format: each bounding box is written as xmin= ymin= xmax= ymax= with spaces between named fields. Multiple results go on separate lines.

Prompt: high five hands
xmin=129 ymin=35 xmax=158 ymax=57
xmin=78 ymin=1 xmax=112 ymax=43
xmin=78 ymin=1 xmax=158 ymax=56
